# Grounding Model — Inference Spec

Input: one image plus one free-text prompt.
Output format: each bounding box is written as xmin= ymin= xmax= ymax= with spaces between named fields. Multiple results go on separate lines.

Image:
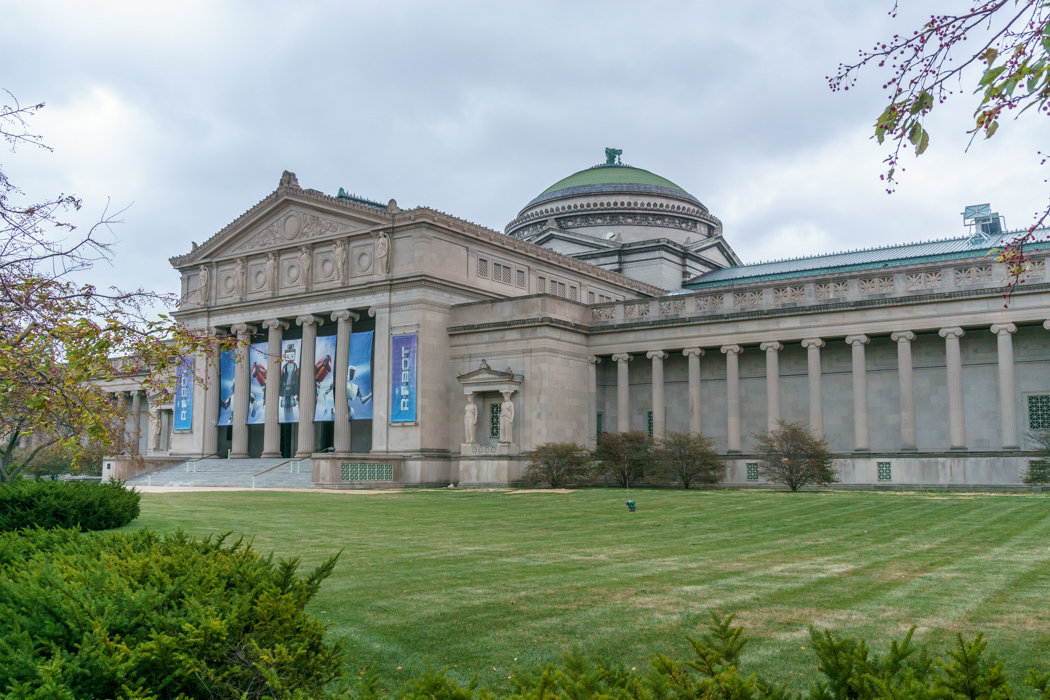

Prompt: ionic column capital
xmin=331 ymin=309 xmax=360 ymax=323
xmin=721 ymin=344 xmax=742 ymax=355
xmin=845 ymin=334 xmax=870 ymax=346
xmin=588 ymin=356 xmax=601 ymax=365
xmin=646 ymin=350 xmax=669 ymax=360
xmin=296 ymin=314 xmax=323 ymax=328
xmin=682 ymin=347 xmax=704 ymax=358
xmin=261 ymin=319 xmax=289 ymax=331
xmin=760 ymin=341 xmax=783 ymax=352
xmin=990 ymin=323 xmax=1017 ymax=335
xmin=891 ymin=331 xmax=915 ymax=343
xmin=939 ymin=326 xmax=965 ymax=339
xmin=611 ymin=353 xmax=633 ymax=363
xmin=800 ymin=338 xmax=825 ymax=349
xmin=230 ymin=322 xmax=257 ymax=336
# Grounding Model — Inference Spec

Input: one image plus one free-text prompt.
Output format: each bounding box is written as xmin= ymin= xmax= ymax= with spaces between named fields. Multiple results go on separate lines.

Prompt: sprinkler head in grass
xmin=626 ymin=499 xmax=637 ymax=512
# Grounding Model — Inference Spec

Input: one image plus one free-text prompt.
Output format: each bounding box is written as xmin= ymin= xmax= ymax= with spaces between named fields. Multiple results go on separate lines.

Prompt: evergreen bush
xmin=0 ymin=479 xmax=140 ymax=531
xmin=0 ymin=528 xmax=345 ymax=699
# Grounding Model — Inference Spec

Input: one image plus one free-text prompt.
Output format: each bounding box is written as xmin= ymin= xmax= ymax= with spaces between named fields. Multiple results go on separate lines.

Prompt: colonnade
xmin=212 ymin=309 xmax=360 ymax=459
xmin=590 ymin=323 xmax=1029 ymax=452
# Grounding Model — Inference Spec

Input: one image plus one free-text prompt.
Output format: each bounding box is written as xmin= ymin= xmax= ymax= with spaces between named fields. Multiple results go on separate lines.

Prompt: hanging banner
xmin=314 ymin=335 xmax=337 ymax=422
xmin=247 ymin=341 xmax=268 ymax=425
xmin=391 ymin=333 xmax=417 ymax=423
xmin=278 ymin=338 xmax=302 ymax=424
xmin=217 ymin=349 xmax=236 ymax=427
xmin=348 ymin=330 xmax=374 ymax=420
xmin=173 ymin=357 xmax=194 ymax=431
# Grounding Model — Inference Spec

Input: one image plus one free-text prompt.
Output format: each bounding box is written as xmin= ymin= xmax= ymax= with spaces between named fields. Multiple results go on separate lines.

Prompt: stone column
xmin=587 ymin=356 xmax=600 ymax=447
xmin=760 ymin=341 xmax=782 ymax=431
xmin=845 ymin=335 xmax=870 ymax=452
xmin=611 ymin=353 xmax=633 ymax=432
xmin=260 ymin=319 xmax=287 ymax=458
xmin=800 ymin=339 xmax=824 ymax=436
xmin=295 ymin=315 xmax=322 ymax=457
xmin=369 ymin=306 xmax=389 ymax=453
xmin=721 ymin=345 xmax=742 ymax=452
xmin=202 ymin=340 xmax=220 ymax=457
xmin=891 ymin=331 xmax=917 ymax=451
xmin=230 ymin=323 xmax=256 ymax=458
xmin=130 ymin=390 xmax=144 ymax=454
xmin=683 ymin=348 xmax=704 ymax=434
xmin=939 ymin=326 xmax=967 ymax=450
xmin=332 ymin=310 xmax=359 ymax=453
xmin=991 ymin=323 xmax=1019 ymax=449
xmin=116 ymin=392 xmax=128 ymax=453
xmin=647 ymin=350 xmax=668 ymax=440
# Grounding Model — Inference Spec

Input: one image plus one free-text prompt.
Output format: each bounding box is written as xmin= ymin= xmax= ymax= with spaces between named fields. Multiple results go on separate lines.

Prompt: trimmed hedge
xmin=0 ymin=528 xmax=344 ymax=699
xmin=0 ymin=479 xmax=140 ymax=531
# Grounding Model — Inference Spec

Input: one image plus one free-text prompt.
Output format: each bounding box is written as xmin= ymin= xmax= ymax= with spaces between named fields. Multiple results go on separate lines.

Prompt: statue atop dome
xmin=604 ymin=147 xmax=623 ymax=166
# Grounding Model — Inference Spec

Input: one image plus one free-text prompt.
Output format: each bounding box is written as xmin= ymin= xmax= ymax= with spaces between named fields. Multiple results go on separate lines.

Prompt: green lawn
xmin=127 ymin=488 xmax=1050 ymax=692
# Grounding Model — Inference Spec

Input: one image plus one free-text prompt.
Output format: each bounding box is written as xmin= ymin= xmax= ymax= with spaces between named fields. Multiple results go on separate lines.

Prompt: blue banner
xmin=278 ymin=338 xmax=301 ymax=424
xmin=391 ymin=333 xmax=417 ymax=423
xmin=173 ymin=357 xmax=194 ymax=431
xmin=217 ymin=349 xmax=236 ymax=427
xmin=247 ymin=342 xmax=268 ymax=425
xmin=348 ymin=330 xmax=374 ymax=420
xmin=314 ymin=335 xmax=336 ymax=422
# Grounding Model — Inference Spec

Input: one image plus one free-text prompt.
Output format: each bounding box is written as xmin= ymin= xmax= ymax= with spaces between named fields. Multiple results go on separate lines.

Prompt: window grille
xmin=341 ymin=463 xmax=394 ymax=481
xmin=588 ymin=291 xmax=595 ymax=304
xmin=596 ymin=412 xmax=604 ymax=436
xmin=490 ymin=403 xmax=501 ymax=439
xmin=537 ymin=276 xmax=546 ymax=293
xmin=877 ymin=462 xmax=892 ymax=482
xmin=516 ymin=269 xmax=526 ymax=288
xmin=502 ymin=264 xmax=513 ymax=284
xmin=646 ymin=410 xmax=653 ymax=437
xmin=1029 ymin=395 xmax=1050 ymax=430
xmin=746 ymin=463 xmax=759 ymax=481
xmin=569 ymin=286 xmax=578 ymax=301
xmin=477 ymin=257 xmax=488 ymax=279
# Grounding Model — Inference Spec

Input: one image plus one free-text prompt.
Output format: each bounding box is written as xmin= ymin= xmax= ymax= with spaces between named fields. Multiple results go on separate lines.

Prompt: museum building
xmin=108 ymin=151 xmax=1050 ymax=488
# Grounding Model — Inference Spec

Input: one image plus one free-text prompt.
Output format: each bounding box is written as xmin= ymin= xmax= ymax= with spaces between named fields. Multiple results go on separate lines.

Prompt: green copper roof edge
xmin=686 ymin=241 xmax=1050 ymax=289
xmin=540 ymin=164 xmax=684 ymax=195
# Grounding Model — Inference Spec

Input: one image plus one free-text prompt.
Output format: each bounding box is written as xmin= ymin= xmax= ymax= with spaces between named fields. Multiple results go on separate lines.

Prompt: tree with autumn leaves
xmin=0 ymin=92 xmax=215 ymax=482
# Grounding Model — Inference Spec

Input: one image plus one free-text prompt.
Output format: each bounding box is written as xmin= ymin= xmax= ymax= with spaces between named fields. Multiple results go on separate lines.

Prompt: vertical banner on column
xmin=348 ymin=330 xmax=374 ymax=420
xmin=247 ymin=342 xmax=268 ymax=425
xmin=278 ymin=338 xmax=302 ymax=424
xmin=173 ymin=357 xmax=194 ymax=431
xmin=314 ymin=335 xmax=336 ymax=422
xmin=217 ymin=349 xmax=236 ymax=427
xmin=391 ymin=333 xmax=417 ymax=423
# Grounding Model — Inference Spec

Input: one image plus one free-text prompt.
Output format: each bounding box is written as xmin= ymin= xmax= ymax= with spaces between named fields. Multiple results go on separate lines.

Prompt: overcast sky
xmin=2 ymin=1 xmax=1044 ymax=297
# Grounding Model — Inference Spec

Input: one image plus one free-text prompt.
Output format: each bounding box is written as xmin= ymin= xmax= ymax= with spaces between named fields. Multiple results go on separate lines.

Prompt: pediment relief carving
xmin=209 ymin=209 xmax=364 ymax=258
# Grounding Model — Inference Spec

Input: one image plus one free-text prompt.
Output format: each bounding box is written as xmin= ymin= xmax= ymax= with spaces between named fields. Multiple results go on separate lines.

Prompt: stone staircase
xmin=126 ymin=457 xmax=313 ymax=489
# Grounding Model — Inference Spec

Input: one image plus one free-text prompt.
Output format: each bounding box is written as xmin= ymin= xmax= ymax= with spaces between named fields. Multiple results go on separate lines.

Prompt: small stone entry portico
xmin=456 ymin=361 xmax=523 ymax=485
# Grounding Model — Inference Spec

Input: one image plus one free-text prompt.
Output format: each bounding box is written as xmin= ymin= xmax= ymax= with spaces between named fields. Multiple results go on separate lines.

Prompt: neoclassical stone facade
xmin=122 ymin=156 xmax=1050 ymax=488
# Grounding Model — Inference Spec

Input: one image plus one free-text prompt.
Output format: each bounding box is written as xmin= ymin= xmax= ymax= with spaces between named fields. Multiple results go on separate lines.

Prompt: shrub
xmin=650 ymin=432 xmax=725 ymax=488
xmin=0 ymin=479 xmax=140 ymax=531
xmin=753 ymin=420 xmax=837 ymax=491
xmin=592 ymin=431 xmax=653 ymax=487
xmin=521 ymin=442 xmax=592 ymax=488
xmin=0 ymin=528 xmax=346 ymax=699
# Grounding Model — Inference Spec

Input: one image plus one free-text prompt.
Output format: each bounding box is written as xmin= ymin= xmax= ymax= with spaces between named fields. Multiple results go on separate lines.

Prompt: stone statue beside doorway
xmin=498 ymin=392 xmax=514 ymax=443
xmin=463 ymin=396 xmax=477 ymax=444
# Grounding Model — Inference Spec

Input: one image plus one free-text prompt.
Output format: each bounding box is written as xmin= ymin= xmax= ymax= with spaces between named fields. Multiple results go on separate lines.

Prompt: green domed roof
xmin=541 ymin=164 xmax=684 ymax=195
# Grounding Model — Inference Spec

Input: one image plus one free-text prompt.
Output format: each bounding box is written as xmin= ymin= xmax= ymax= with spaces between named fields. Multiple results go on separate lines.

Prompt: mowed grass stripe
xmin=128 ymin=489 xmax=1050 ymax=692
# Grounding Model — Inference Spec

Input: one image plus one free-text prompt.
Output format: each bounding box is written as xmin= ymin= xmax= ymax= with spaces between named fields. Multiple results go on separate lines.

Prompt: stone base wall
xmin=102 ymin=455 xmax=183 ymax=483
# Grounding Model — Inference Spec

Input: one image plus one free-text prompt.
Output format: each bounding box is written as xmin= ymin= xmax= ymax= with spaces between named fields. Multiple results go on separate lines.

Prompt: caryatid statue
xmin=197 ymin=265 xmax=209 ymax=305
xmin=375 ymin=231 xmax=390 ymax=275
xmin=333 ymin=239 xmax=346 ymax=282
xmin=498 ymin=392 xmax=515 ymax=444
xmin=147 ymin=406 xmax=161 ymax=452
xmin=298 ymin=246 xmax=312 ymax=286
xmin=265 ymin=252 xmax=277 ymax=291
xmin=463 ymin=396 xmax=478 ymax=444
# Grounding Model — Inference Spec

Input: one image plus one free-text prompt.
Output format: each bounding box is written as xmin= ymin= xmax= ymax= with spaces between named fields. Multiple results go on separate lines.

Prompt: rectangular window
xmin=877 ymin=462 xmax=892 ymax=482
xmin=588 ymin=291 xmax=595 ymax=304
xmin=746 ymin=463 xmax=759 ymax=481
xmin=477 ymin=257 xmax=488 ymax=279
xmin=516 ymin=269 xmax=526 ymax=288
xmin=490 ymin=403 xmax=501 ymax=439
xmin=596 ymin=412 xmax=604 ymax=436
xmin=1029 ymin=395 xmax=1050 ymax=430
xmin=537 ymin=276 xmax=546 ymax=293
xmin=646 ymin=410 xmax=654 ymax=437
xmin=492 ymin=262 xmax=512 ymax=284
xmin=569 ymin=286 xmax=578 ymax=301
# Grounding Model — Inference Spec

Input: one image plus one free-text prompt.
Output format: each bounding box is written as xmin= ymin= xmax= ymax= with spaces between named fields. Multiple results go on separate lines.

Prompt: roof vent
xmin=963 ymin=203 xmax=1005 ymax=242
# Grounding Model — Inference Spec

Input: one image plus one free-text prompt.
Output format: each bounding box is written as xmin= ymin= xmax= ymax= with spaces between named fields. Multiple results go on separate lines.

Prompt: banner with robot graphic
xmin=278 ymin=338 xmax=302 ymax=424
xmin=173 ymin=358 xmax=194 ymax=431
xmin=347 ymin=330 xmax=374 ymax=420
xmin=247 ymin=342 xmax=268 ymax=425
xmin=313 ymin=335 xmax=337 ymax=422
xmin=217 ymin=349 xmax=236 ymax=427
xmin=391 ymin=333 xmax=417 ymax=423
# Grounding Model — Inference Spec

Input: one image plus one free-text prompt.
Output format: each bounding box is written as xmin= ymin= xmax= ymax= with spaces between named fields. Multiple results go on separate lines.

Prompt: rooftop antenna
xmin=963 ymin=203 xmax=1004 ymax=243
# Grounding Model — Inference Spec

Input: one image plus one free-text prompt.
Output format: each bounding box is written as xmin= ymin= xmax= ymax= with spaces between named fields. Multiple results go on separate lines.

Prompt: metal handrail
xmin=253 ymin=458 xmax=302 ymax=477
xmin=185 ymin=452 xmax=224 ymax=473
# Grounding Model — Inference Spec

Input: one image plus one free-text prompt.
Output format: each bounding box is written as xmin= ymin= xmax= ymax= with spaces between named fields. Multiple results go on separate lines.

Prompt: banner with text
xmin=173 ymin=357 xmax=194 ymax=431
xmin=391 ymin=333 xmax=417 ymax=423
xmin=348 ymin=330 xmax=374 ymax=420
xmin=247 ymin=342 xmax=268 ymax=425
xmin=217 ymin=349 xmax=236 ymax=427
xmin=314 ymin=335 xmax=336 ymax=422
xmin=278 ymin=338 xmax=302 ymax=424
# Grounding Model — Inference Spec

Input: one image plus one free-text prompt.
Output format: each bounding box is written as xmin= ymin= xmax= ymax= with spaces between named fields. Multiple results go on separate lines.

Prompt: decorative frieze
xmin=859 ymin=277 xmax=894 ymax=295
xmin=773 ymin=286 xmax=804 ymax=304
xmin=906 ymin=271 xmax=941 ymax=290
xmin=659 ymin=299 xmax=685 ymax=315
xmin=815 ymin=281 xmax=848 ymax=299
xmin=591 ymin=306 xmax=615 ymax=321
xmin=237 ymin=212 xmax=355 ymax=252
xmin=733 ymin=290 xmax=763 ymax=308
xmin=623 ymin=302 xmax=650 ymax=318
xmin=695 ymin=294 xmax=724 ymax=312
xmin=954 ymin=265 xmax=992 ymax=285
